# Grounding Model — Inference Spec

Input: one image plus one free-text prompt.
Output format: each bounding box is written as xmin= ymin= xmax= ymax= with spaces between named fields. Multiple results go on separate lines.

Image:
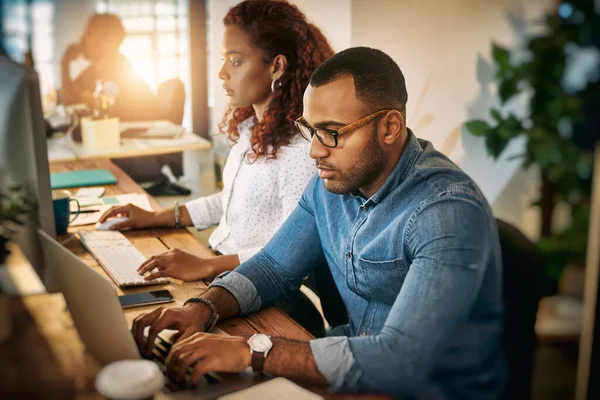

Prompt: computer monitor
xmin=0 ymin=55 xmax=56 ymax=291
xmin=576 ymin=144 xmax=600 ymax=400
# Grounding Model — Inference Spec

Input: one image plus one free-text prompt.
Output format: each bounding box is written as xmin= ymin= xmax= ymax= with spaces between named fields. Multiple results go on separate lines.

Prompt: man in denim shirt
xmin=133 ymin=47 xmax=506 ymax=399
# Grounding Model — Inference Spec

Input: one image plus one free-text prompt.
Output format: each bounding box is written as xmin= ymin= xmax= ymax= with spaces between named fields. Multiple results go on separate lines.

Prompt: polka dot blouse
xmin=186 ymin=117 xmax=316 ymax=263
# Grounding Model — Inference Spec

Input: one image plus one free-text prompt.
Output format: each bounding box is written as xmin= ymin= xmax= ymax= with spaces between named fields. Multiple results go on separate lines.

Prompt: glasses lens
xmin=315 ymin=129 xmax=337 ymax=148
xmin=295 ymin=122 xmax=312 ymax=142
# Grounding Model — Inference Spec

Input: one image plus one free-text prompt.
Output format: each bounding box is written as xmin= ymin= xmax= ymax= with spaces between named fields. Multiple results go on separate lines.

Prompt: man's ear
xmin=381 ymin=110 xmax=405 ymax=145
xmin=271 ymin=54 xmax=288 ymax=81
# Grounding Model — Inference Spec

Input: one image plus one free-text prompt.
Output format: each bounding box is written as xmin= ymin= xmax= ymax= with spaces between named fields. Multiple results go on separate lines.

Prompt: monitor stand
xmin=144 ymin=180 xmax=191 ymax=196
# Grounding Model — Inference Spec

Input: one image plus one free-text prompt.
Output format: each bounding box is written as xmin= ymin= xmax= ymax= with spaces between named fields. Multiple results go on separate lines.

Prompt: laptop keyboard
xmin=144 ymin=328 xmax=224 ymax=392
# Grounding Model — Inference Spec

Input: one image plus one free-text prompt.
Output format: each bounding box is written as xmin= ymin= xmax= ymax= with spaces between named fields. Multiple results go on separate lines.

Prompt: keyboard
xmin=145 ymin=328 xmax=225 ymax=392
xmin=79 ymin=230 xmax=168 ymax=287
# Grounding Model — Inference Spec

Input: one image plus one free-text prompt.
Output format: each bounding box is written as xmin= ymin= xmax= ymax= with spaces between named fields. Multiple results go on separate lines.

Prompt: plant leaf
xmin=490 ymin=108 xmax=502 ymax=122
xmin=492 ymin=43 xmax=511 ymax=70
xmin=464 ymin=120 xmax=492 ymax=136
xmin=499 ymin=79 xmax=518 ymax=104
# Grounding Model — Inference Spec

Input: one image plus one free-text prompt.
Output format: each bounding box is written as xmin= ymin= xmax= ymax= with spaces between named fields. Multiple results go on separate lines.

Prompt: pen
xmin=71 ymin=209 xmax=101 ymax=214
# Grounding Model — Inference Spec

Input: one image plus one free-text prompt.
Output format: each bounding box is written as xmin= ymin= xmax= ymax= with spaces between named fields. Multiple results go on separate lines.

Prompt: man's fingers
xmin=175 ymin=348 xmax=207 ymax=379
xmin=190 ymin=359 xmax=213 ymax=384
xmin=131 ymin=308 xmax=163 ymax=352
xmin=145 ymin=310 xmax=177 ymax=355
xmin=166 ymin=332 xmax=202 ymax=367
xmin=177 ymin=327 xmax=197 ymax=342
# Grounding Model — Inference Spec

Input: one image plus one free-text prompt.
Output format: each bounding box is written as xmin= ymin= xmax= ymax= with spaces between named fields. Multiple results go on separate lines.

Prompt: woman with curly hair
xmin=100 ymin=1 xmax=333 ymax=285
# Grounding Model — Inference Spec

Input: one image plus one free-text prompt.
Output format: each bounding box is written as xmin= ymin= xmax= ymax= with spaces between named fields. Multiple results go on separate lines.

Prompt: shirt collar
xmin=352 ymin=129 xmax=422 ymax=207
xmin=238 ymin=116 xmax=257 ymax=138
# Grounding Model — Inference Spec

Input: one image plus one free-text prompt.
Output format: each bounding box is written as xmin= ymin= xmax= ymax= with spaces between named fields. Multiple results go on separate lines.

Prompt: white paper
xmin=218 ymin=377 xmax=324 ymax=400
xmin=75 ymin=187 xmax=106 ymax=197
xmin=68 ymin=193 xmax=153 ymax=227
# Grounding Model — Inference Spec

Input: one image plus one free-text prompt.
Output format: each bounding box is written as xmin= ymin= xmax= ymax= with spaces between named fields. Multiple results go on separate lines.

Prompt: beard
xmin=319 ymin=124 xmax=386 ymax=195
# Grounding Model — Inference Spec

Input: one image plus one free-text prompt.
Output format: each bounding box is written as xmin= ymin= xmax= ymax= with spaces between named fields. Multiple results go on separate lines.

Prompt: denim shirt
xmin=210 ymin=130 xmax=506 ymax=399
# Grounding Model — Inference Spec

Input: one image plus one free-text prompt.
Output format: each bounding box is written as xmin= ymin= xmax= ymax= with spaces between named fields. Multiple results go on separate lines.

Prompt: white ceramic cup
xmin=95 ymin=359 xmax=164 ymax=400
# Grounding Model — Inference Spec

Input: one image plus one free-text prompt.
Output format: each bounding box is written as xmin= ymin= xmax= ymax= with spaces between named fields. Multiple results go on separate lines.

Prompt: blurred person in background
xmin=60 ymin=13 xmax=158 ymax=121
xmin=99 ymin=0 xmax=335 ymax=336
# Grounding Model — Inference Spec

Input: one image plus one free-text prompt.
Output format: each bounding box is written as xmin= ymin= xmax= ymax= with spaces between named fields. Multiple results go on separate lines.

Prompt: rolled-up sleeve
xmin=310 ymin=337 xmax=361 ymax=391
xmin=209 ymin=271 xmax=261 ymax=315
xmin=185 ymin=191 xmax=224 ymax=230
xmin=211 ymin=179 xmax=326 ymax=314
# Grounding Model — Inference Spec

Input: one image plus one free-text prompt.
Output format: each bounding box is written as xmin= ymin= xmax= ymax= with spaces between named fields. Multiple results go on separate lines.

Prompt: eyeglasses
xmin=294 ymin=109 xmax=394 ymax=148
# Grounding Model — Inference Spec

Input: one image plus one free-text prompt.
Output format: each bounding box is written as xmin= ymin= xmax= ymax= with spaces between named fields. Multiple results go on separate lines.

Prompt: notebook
xmin=50 ymin=169 xmax=117 ymax=189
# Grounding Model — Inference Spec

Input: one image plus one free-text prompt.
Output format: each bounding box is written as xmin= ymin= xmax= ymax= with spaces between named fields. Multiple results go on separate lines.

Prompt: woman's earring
xmin=271 ymin=79 xmax=282 ymax=93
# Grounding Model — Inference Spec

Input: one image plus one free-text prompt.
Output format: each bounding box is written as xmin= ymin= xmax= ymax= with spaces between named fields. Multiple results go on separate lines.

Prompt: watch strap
xmin=251 ymin=350 xmax=266 ymax=373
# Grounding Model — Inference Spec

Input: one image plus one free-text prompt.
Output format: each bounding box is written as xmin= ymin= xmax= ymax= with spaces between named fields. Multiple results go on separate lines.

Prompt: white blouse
xmin=186 ymin=117 xmax=316 ymax=263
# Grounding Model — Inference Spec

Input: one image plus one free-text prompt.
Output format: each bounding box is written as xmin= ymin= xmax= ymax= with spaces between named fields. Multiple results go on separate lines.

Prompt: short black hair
xmin=309 ymin=47 xmax=408 ymax=113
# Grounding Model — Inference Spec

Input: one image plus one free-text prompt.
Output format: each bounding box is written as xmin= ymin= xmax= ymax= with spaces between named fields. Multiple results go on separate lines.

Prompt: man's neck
xmin=359 ymin=131 xmax=409 ymax=199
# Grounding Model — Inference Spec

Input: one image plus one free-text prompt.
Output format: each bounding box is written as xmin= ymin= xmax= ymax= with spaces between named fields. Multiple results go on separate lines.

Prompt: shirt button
xmin=346 ymin=252 xmax=352 ymax=259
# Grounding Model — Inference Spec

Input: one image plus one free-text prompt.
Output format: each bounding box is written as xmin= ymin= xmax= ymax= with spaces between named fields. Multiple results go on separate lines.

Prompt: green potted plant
xmin=464 ymin=1 xmax=599 ymax=283
xmin=0 ymin=186 xmax=30 ymax=265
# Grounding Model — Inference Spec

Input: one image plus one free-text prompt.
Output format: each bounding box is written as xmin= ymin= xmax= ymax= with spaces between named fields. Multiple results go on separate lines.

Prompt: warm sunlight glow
xmin=119 ymin=35 xmax=156 ymax=90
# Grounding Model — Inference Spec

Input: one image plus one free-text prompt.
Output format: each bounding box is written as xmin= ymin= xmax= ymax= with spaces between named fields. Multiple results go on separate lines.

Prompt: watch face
xmin=249 ymin=333 xmax=272 ymax=352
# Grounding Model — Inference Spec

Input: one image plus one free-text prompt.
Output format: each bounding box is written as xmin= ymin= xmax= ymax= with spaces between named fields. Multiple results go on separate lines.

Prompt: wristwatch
xmin=247 ymin=333 xmax=273 ymax=373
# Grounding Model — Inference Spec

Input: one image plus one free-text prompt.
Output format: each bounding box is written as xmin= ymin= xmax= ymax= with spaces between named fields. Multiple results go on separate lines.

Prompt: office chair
xmin=145 ymin=78 xmax=191 ymax=196
xmin=497 ymin=219 xmax=546 ymax=400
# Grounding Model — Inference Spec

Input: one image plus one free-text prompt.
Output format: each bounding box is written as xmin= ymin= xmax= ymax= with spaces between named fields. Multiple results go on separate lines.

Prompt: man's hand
xmin=131 ymin=303 xmax=211 ymax=357
xmin=137 ymin=248 xmax=219 ymax=282
xmin=62 ymin=43 xmax=83 ymax=65
xmin=165 ymin=332 xmax=251 ymax=383
xmin=98 ymin=203 xmax=158 ymax=230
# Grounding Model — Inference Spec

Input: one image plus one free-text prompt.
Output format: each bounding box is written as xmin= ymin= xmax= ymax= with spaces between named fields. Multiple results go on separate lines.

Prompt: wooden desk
xmin=47 ymin=131 xmax=216 ymax=199
xmin=47 ymin=159 xmax=312 ymax=338
xmin=0 ymin=159 xmax=388 ymax=400
xmin=47 ymin=132 xmax=211 ymax=163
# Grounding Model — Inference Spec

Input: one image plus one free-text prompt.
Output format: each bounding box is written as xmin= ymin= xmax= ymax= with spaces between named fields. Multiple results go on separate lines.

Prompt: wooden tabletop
xmin=0 ymin=158 xmax=388 ymax=400
xmin=47 ymin=158 xmax=313 ymax=339
xmin=47 ymin=131 xmax=212 ymax=163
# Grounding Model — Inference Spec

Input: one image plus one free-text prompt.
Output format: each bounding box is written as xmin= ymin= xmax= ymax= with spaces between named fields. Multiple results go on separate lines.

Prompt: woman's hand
xmin=98 ymin=203 xmax=160 ymax=230
xmin=137 ymin=248 xmax=225 ymax=282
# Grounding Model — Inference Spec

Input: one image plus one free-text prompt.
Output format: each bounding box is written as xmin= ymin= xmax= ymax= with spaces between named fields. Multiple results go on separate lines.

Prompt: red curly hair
xmin=220 ymin=0 xmax=334 ymax=160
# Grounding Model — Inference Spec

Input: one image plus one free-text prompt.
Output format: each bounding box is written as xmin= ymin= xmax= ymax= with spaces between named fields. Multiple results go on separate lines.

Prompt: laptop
xmin=37 ymin=229 xmax=260 ymax=395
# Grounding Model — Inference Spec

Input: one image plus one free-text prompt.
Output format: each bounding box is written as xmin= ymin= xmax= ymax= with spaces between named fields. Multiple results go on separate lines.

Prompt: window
xmin=96 ymin=0 xmax=192 ymax=128
xmin=1 ymin=0 xmax=55 ymax=101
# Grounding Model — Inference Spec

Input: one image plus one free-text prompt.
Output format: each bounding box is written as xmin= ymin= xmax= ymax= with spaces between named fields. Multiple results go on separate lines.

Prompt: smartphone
xmin=118 ymin=289 xmax=174 ymax=309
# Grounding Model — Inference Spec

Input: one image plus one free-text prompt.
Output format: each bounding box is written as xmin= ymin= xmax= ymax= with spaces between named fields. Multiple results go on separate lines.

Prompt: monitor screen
xmin=576 ymin=145 xmax=600 ymax=400
xmin=0 ymin=55 xmax=56 ymax=291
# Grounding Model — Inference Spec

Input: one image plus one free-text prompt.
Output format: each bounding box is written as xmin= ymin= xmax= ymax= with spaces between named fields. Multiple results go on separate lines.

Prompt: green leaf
xmin=499 ymin=79 xmax=518 ymax=104
xmin=492 ymin=43 xmax=511 ymax=70
xmin=490 ymin=109 xmax=502 ymax=122
xmin=485 ymin=130 xmax=509 ymax=159
xmin=464 ymin=120 xmax=491 ymax=136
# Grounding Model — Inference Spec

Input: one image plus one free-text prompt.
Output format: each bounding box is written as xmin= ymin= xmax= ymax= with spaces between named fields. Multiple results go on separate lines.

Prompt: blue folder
xmin=50 ymin=169 xmax=117 ymax=189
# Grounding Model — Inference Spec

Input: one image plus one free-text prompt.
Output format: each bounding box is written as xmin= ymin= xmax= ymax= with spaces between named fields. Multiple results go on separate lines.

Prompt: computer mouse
xmin=95 ymin=216 xmax=130 ymax=231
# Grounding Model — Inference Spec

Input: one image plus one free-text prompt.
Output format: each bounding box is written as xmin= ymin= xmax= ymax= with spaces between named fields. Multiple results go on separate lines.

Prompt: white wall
xmin=351 ymin=0 xmax=555 ymax=237
xmin=207 ymin=0 xmax=352 ymax=156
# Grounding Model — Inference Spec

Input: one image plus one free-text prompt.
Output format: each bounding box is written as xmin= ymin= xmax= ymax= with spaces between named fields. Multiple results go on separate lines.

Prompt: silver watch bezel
xmin=247 ymin=333 xmax=273 ymax=357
